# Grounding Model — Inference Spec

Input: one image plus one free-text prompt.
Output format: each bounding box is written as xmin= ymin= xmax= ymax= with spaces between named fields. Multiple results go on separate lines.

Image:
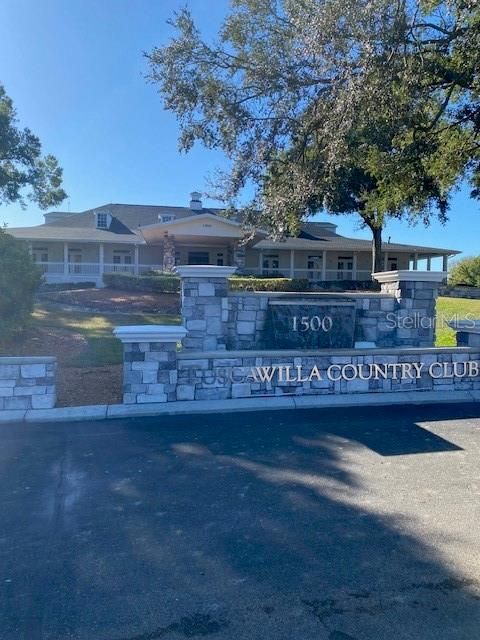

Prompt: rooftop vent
xmin=190 ymin=191 xmax=202 ymax=211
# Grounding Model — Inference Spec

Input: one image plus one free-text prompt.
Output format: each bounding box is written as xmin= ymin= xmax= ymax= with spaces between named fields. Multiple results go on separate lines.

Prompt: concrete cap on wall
xmin=448 ymin=320 xmax=480 ymax=334
xmin=174 ymin=265 xmax=237 ymax=279
xmin=114 ymin=325 xmax=187 ymax=343
xmin=373 ymin=270 xmax=447 ymax=283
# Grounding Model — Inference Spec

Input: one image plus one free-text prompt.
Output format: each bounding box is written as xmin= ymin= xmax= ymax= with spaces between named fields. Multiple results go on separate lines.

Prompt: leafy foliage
xmin=103 ymin=272 xmax=180 ymax=293
xmin=0 ymin=228 xmax=42 ymax=339
xmin=0 ymin=85 xmax=66 ymax=209
xmin=449 ymin=256 xmax=480 ymax=287
xmin=147 ymin=0 xmax=479 ymax=267
xmin=229 ymin=276 xmax=309 ymax=291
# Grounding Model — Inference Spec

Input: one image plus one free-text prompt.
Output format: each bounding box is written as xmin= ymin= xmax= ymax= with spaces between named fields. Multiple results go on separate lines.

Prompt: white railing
xmin=35 ymin=262 xmax=165 ymax=277
xmin=35 ymin=262 xmax=64 ymax=274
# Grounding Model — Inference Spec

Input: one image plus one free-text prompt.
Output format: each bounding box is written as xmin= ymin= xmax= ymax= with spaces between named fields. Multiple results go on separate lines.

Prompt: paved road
xmin=1 ymin=403 xmax=480 ymax=639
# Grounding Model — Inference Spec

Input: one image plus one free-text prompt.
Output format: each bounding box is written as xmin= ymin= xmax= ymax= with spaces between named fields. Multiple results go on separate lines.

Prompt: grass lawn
xmin=436 ymin=296 xmax=480 ymax=346
xmin=4 ymin=304 xmax=181 ymax=368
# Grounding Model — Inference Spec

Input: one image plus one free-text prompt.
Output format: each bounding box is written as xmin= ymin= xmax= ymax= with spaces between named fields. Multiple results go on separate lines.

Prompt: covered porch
xmin=28 ymin=240 xmax=161 ymax=286
xmin=244 ymin=247 xmax=450 ymax=282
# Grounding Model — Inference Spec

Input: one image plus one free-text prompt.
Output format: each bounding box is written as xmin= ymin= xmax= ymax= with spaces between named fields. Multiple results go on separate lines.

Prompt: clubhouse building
xmin=8 ymin=192 xmax=459 ymax=287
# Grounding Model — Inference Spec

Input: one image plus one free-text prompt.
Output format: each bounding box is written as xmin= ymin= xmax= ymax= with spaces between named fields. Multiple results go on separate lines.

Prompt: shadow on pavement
xmin=0 ymin=402 xmax=479 ymax=639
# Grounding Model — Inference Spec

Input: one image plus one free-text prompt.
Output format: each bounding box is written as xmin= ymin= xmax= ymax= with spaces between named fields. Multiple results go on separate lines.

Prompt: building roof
xmin=7 ymin=200 xmax=460 ymax=255
xmin=255 ymin=236 xmax=459 ymax=255
xmin=7 ymin=225 xmax=145 ymax=244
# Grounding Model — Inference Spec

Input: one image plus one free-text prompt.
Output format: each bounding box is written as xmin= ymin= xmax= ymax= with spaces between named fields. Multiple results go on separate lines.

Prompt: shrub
xmin=449 ymin=256 xmax=480 ymax=287
xmin=40 ymin=281 xmax=96 ymax=291
xmin=103 ymin=272 xmax=180 ymax=293
xmin=229 ymin=276 xmax=310 ymax=292
xmin=0 ymin=230 xmax=42 ymax=339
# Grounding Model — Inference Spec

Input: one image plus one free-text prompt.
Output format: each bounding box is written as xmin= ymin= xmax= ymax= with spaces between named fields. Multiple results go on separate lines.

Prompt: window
xmin=68 ymin=249 xmax=82 ymax=274
xmin=160 ymin=214 xmax=175 ymax=223
xmin=32 ymin=247 xmax=49 ymax=263
xmin=188 ymin=251 xmax=210 ymax=265
xmin=96 ymin=213 xmax=108 ymax=229
xmin=388 ymin=257 xmax=398 ymax=270
xmin=307 ymin=255 xmax=323 ymax=281
xmin=113 ymin=250 xmax=133 ymax=272
xmin=262 ymin=254 xmax=279 ymax=274
xmin=216 ymin=252 xmax=224 ymax=266
xmin=337 ymin=256 xmax=353 ymax=280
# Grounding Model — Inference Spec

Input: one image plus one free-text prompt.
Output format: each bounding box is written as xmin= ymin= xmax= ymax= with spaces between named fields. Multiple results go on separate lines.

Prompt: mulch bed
xmin=0 ymin=326 xmax=121 ymax=407
xmin=38 ymin=287 xmax=180 ymax=315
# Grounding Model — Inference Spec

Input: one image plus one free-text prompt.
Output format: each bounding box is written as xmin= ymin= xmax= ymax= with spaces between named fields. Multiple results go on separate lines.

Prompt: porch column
xmin=63 ymin=242 xmax=69 ymax=276
xmin=427 ymin=256 xmax=431 ymax=271
xmin=134 ymin=245 xmax=139 ymax=275
xmin=352 ymin=253 xmax=358 ymax=280
xmin=322 ymin=250 xmax=327 ymax=281
xmin=162 ymin=234 xmax=176 ymax=272
xmin=99 ymin=243 xmax=104 ymax=276
xmin=383 ymin=250 xmax=388 ymax=271
xmin=413 ymin=253 xmax=418 ymax=270
xmin=232 ymin=243 xmax=246 ymax=272
xmin=289 ymin=250 xmax=295 ymax=278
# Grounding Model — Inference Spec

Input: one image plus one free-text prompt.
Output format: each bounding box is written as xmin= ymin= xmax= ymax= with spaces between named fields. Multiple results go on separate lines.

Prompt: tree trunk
xmin=371 ymin=226 xmax=383 ymax=275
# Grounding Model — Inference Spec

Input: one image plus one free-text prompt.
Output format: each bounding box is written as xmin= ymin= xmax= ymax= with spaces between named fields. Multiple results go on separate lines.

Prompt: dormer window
xmin=96 ymin=212 xmax=110 ymax=229
xmin=159 ymin=214 xmax=175 ymax=223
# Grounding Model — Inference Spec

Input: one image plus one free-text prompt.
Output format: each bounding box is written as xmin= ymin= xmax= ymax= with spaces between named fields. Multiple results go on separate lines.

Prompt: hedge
xmin=229 ymin=276 xmax=310 ymax=292
xmin=40 ymin=281 xmax=97 ymax=291
xmin=103 ymin=272 xmax=180 ymax=293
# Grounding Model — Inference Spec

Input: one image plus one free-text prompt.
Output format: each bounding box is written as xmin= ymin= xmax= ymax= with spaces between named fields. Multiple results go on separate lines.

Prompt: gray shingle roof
xmin=7 ymin=202 xmax=460 ymax=255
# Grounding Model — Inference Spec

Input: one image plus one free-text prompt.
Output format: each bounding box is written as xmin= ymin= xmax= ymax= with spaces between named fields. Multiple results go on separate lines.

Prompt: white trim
xmin=114 ymin=325 xmax=187 ymax=344
xmin=373 ymin=270 xmax=446 ymax=283
xmin=174 ymin=265 xmax=237 ymax=278
xmin=140 ymin=212 xmax=243 ymax=231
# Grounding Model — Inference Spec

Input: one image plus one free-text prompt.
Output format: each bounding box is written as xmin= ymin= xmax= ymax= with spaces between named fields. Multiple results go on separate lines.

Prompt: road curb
xmin=0 ymin=390 xmax=478 ymax=424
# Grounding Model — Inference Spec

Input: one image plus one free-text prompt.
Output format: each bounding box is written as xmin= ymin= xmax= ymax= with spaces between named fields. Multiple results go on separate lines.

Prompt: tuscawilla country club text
xmin=247 ymin=361 xmax=480 ymax=383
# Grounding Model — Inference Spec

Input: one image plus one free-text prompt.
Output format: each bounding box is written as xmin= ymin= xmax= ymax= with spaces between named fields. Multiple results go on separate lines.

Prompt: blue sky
xmin=0 ymin=0 xmax=478 ymax=258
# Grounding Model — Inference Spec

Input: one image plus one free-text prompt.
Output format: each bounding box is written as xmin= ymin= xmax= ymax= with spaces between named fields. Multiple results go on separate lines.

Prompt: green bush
xmin=449 ymin=256 xmax=480 ymax=287
xmin=0 ymin=230 xmax=42 ymax=339
xmin=40 ymin=281 xmax=96 ymax=291
xmin=229 ymin=276 xmax=310 ymax=292
xmin=103 ymin=271 xmax=180 ymax=293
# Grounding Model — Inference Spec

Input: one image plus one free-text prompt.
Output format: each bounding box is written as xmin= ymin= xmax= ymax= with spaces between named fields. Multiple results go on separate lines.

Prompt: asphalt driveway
xmin=1 ymin=403 xmax=480 ymax=639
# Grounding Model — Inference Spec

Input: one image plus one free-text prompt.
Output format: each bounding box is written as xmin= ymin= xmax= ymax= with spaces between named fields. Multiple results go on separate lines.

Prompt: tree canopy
xmin=0 ymin=85 xmax=66 ymax=210
xmin=147 ymin=0 xmax=479 ymax=269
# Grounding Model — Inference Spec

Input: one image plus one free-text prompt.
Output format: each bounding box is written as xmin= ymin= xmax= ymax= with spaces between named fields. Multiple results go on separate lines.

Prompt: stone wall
xmin=178 ymin=268 xmax=445 ymax=352
xmin=226 ymin=292 xmax=397 ymax=349
xmin=441 ymin=285 xmax=480 ymax=300
xmin=0 ymin=357 xmax=56 ymax=410
xmin=114 ymin=326 xmax=186 ymax=405
xmin=177 ymin=347 xmax=480 ymax=401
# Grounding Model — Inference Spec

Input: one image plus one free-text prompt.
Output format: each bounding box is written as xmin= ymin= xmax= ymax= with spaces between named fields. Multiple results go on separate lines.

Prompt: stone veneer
xmin=115 ymin=267 xmax=480 ymax=406
xmin=226 ymin=291 xmax=397 ymax=350
xmin=175 ymin=265 xmax=237 ymax=351
xmin=176 ymin=267 xmax=446 ymax=352
xmin=374 ymin=270 xmax=444 ymax=347
xmin=114 ymin=325 xmax=186 ymax=404
xmin=176 ymin=347 xmax=480 ymax=401
xmin=0 ymin=356 xmax=56 ymax=410
xmin=451 ymin=321 xmax=480 ymax=348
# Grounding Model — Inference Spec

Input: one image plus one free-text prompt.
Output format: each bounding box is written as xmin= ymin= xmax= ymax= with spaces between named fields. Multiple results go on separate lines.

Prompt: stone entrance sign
xmin=265 ymin=298 xmax=356 ymax=349
xmin=114 ymin=265 xmax=480 ymax=406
